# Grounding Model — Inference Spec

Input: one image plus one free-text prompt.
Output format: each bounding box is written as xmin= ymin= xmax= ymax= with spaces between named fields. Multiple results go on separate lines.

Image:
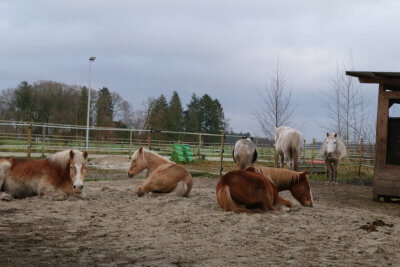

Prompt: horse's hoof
xmin=0 ymin=193 xmax=13 ymax=201
xmin=137 ymin=189 xmax=145 ymax=197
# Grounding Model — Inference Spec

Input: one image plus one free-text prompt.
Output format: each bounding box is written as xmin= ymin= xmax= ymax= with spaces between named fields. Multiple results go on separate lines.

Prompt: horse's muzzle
xmin=73 ymin=184 xmax=84 ymax=193
xmin=128 ymin=172 xmax=134 ymax=178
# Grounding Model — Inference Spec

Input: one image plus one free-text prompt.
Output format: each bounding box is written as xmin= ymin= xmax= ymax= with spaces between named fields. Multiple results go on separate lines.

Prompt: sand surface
xmin=0 ymin=176 xmax=399 ymax=266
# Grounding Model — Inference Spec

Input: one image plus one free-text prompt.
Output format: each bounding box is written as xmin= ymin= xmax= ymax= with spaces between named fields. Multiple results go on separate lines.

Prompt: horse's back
xmin=220 ymin=170 xmax=269 ymax=205
xmin=233 ymin=139 xmax=257 ymax=169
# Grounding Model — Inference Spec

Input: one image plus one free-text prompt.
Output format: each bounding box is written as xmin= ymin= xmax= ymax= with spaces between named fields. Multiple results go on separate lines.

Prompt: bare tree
xmin=256 ymin=60 xmax=294 ymax=137
xmin=318 ymin=56 xmax=375 ymax=146
xmin=132 ymin=97 xmax=156 ymax=131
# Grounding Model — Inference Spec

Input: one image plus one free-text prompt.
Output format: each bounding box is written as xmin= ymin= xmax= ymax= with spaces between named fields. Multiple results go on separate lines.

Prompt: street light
xmin=85 ymin=56 xmax=96 ymax=151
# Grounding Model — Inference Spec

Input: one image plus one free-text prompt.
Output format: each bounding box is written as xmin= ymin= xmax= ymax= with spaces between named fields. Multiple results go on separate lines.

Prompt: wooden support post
xmin=27 ymin=124 xmax=32 ymax=158
xmin=198 ymin=134 xmax=202 ymax=158
xmin=358 ymin=138 xmax=364 ymax=176
xmin=219 ymin=132 xmax=225 ymax=179
xmin=129 ymin=129 xmax=133 ymax=159
xmin=311 ymin=138 xmax=315 ymax=176
xmin=41 ymin=126 xmax=45 ymax=158
xmin=147 ymin=130 xmax=152 ymax=150
xmin=303 ymin=139 xmax=306 ymax=162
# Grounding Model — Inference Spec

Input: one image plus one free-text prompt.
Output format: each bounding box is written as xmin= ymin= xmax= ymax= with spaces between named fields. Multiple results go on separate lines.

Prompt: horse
xmin=232 ymin=137 xmax=258 ymax=170
xmin=320 ymin=133 xmax=347 ymax=184
xmin=275 ymin=126 xmax=304 ymax=171
xmin=128 ymin=147 xmax=193 ymax=197
xmin=0 ymin=149 xmax=88 ymax=201
xmin=245 ymin=166 xmax=313 ymax=207
xmin=216 ymin=169 xmax=292 ymax=213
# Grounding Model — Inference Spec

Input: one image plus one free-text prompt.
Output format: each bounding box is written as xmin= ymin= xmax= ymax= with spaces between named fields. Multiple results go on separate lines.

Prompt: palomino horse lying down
xmin=245 ymin=166 xmax=313 ymax=207
xmin=0 ymin=149 xmax=88 ymax=201
xmin=216 ymin=170 xmax=292 ymax=213
xmin=128 ymin=147 xmax=193 ymax=197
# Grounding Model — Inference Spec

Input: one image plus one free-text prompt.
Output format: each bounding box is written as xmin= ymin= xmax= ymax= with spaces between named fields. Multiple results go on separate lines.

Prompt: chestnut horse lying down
xmin=216 ymin=170 xmax=292 ymax=213
xmin=245 ymin=166 xmax=313 ymax=207
xmin=128 ymin=147 xmax=193 ymax=197
xmin=0 ymin=149 xmax=88 ymax=201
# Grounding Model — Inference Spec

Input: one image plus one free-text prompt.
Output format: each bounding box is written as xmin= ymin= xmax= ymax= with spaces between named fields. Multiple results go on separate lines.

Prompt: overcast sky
xmin=1 ymin=0 xmax=399 ymax=141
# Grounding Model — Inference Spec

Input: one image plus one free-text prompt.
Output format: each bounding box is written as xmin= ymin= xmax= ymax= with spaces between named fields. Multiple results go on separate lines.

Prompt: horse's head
xmin=290 ymin=170 xmax=313 ymax=207
xmin=69 ymin=150 xmax=88 ymax=194
xmin=128 ymin=147 xmax=147 ymax=178
xmin=325 ymin=132 xmax=338 ymax=158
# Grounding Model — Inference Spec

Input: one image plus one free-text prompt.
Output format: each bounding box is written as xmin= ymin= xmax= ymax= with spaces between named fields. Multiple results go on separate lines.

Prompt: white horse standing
xmin=232 ymin=138 xmax=258 ymax=170
xmin=320 ymin=133 xmax=347 ymax=183
xmin=275 ymin=126 xmax=304 ymax=171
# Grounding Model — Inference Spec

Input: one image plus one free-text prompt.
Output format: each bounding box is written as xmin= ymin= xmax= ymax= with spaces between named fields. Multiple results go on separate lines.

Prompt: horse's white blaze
xmin=73 ymin=163 xmax=83 ymax=187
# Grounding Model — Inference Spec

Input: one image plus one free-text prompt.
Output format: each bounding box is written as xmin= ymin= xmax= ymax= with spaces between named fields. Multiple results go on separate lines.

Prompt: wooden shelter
xmin=346 ymin=71 xmax=400 ymax=201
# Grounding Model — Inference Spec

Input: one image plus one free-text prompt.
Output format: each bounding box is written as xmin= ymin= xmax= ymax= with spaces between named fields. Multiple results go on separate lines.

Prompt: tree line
xmin=0 ymin=81 xmax=227 ymax=141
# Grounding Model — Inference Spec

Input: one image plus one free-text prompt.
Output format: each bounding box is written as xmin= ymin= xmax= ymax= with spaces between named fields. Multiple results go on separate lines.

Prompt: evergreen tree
xmin=14 ymin=81 xmax=35 ymax=121
xmin=183 ymin=93 xmax=201 ymax=132
xmin=167 ymin=91 xmax=183 ymax=131
xmin=96 ymin=87 xmax=114 ymax=127
xmin=148 ymin=95 xmax=168 ymax=130
xmin=199 ymin=94 xmax=225 ymax=134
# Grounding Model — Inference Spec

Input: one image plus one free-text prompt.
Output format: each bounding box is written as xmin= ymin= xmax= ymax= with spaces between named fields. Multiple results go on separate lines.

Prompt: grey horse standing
xmin=320 ymin=133 xmax=347 ymax=183
xmin=275 ymin=126 xmax=304 ymax=171
xmin=232 ymin=138 xmax=258 ymax=170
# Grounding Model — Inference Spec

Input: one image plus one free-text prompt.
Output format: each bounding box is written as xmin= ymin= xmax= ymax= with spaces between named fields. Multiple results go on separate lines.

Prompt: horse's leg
xmin=279 ymin=153 xmax=285 ymax=168
xmin=41 ymin=186 xmax=68 ymax=201
xmin=324 ymin=159 xmax=330 ymax=182
xmin=333 ymin=160 xmax=339 ymax=184
xmin=330 ymin=161 xmax=335 ymax=182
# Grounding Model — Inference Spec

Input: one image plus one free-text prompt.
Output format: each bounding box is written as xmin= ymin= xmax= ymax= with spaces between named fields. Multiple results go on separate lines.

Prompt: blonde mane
xmin=132 ymin=148 xmax=172 ymax=164
xmin=47 ymin=149 xmax=86 ymax=168
xmin=255 ymin=166 xmax=301 ymax=191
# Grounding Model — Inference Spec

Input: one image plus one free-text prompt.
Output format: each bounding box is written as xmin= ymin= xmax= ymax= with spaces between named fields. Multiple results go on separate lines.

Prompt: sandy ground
xmin=0 ymin=171 xmax=399 ymax=266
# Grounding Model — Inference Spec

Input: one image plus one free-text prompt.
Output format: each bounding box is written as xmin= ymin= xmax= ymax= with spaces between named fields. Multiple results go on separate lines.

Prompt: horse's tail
xmin=174 ymin=172 xmax=193 ymax=197
xmin=216 ymin=184 xmax=250 ymax=213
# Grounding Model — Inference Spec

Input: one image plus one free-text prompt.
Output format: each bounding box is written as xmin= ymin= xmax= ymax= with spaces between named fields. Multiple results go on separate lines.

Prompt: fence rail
xmin=0 ymin=120 xmax=375 ymax=175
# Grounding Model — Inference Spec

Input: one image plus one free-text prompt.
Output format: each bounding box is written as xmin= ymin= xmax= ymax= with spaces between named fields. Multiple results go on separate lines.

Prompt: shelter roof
xmin=346 ymin=71 xmax=400 ymax=90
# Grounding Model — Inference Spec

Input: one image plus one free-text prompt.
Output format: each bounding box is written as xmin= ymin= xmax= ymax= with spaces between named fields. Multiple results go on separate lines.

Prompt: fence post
xmin=303 ymin=139 xmax=306 ymax=162
xmin=41 ymin=126 xmax=45 ymax=158
xmin=147 ymin=130 xmax=152 ymax=150
xmin=198 ymin=134 xmax=202 ymax=158
xmin=129 ymin=129 xmax=133 ymax=159
xmin=27 ymin=124 xmax=32 ymax=158
xmin=311 ymin=138 xmax=315 ymax=176
xmin=219 ymin=132 xmax=225 ymax=179
xmin=358 ymin=138 xmax=364 ymax=176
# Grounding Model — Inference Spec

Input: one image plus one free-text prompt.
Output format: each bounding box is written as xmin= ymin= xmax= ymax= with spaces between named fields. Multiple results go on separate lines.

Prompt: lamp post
xmin=85 ymin=56 xmax=96 ymax=151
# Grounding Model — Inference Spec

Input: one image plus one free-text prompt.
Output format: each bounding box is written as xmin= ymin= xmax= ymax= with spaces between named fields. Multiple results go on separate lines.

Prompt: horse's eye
xmin=334 ymin=141 xmax=336 ymax=144
xmin=70 ymin=165 xmax=74 ymax=169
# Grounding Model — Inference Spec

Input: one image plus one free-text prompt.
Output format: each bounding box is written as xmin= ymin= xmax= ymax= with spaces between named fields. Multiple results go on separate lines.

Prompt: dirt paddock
xmin=1 ymin=174 xmax=399 ymax=266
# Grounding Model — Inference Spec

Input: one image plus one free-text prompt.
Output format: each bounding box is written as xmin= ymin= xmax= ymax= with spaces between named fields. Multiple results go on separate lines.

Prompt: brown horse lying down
xmin=216 ymin=170 xmax=292 ymax=213
xmin=0 ymin=150 xmax=88 ymax=201
xmin=128 ymin=147 xmax=193 ymax=197
xmin=245 ymin=166 xmax=313 ymax=207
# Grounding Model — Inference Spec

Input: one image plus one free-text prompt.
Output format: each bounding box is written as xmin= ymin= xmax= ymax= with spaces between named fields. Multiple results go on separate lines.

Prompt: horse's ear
xmin=334 ymin=133 xmax=337 ymax=138
xmin=300 ymin=170 xmax=307 ymax=178
xmin=139 ymin=147 xmax=143 ymax=153
xmin=326 ymin=132 xmax=329 ymax=137
xmin=83 ymin=151 xmax=88 ymax=159
xmin=69 ymin=150 xmax=74 ymax=159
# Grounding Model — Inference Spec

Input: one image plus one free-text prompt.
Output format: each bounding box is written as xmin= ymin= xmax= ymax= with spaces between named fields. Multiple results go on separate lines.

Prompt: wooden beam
xmin=359 ymin=77 xmax=400 ymax=86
